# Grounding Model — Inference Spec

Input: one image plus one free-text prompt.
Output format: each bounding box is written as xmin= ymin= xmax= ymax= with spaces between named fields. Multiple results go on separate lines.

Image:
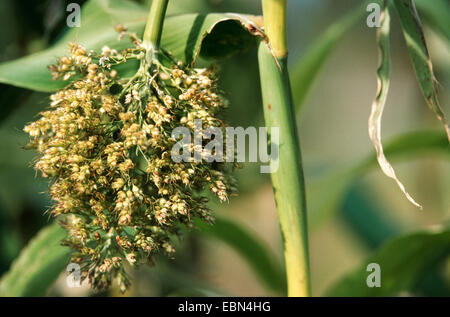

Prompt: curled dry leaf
xmin=368 ymin=4 xmax=422 ymax=209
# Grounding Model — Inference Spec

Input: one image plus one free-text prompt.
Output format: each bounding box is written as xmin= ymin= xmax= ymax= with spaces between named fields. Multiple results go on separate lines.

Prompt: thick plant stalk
xmin=143 ymin=0 xmax=169 ymax=61
xmin=258 ymin=0 xmax=311 ymax=297
xmin=261 ymin=0 xmax=287 ymax=57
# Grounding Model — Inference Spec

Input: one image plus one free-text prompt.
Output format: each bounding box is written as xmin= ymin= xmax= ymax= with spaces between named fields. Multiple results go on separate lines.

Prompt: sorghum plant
xmin=0 ymin=0 xmax=448 ymax=298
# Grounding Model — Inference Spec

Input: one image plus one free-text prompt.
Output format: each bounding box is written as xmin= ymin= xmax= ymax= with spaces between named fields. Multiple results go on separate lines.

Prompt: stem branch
xmin=143 ymin=0 xmax=169 ymax=61
xmin=259 ymin=0 xmax=311 ymax=297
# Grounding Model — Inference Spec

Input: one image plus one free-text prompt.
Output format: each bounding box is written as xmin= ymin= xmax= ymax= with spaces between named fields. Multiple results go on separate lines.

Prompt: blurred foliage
xmin=195 ymin=216 xmax=286 ymax=294
xmin=307 ymin=130 xmax=450 ymax=228
xmin=290 ymin=1 xmax=367 ymax=111
xmin=327 ymin=227 xmax=450 ymax=296
xmin=415 ymin=0 xmax=450 ymax=42
xmin=0 ymin=223 xmax=70 ymax=297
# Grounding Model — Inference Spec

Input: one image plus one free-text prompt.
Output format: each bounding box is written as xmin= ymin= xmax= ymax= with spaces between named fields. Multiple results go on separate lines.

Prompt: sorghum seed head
xmin=24 ymin=30 xmax=237 ymax=293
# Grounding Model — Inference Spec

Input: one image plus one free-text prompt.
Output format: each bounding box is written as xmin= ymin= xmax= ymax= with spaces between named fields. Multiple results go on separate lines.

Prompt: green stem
xmin=262 ymin=0 xmax=288 ymax=58
xmin=142 ymin=0 xmax=169 ymax=62
xmin=259 ymin=0 xmax=311 ymax=297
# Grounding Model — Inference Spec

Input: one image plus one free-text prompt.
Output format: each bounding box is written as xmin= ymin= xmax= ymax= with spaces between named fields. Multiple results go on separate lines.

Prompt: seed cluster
xmin=24 ymin=29 xmax=237 ymax=292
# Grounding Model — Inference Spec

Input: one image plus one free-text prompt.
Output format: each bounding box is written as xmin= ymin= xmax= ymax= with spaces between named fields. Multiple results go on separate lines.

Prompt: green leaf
xmin=308 ymin=130 xmax=450 ymax=228
xmin=195 ymin=216 xmax=286 ymax=294
xmin=391 ymin=0 xmax=450 ymax=141
xmin=326 ymin=227 xmax=450 ymax=296
xmin=0 ymin=0 xmax=262 ymax=92
xmin=415 ymin=0 xmax=450 ymax=41
xmin=0 ymin=223 xmax=71 ymax=296
xmin=290 ymin=2 xmax=366 ymax=111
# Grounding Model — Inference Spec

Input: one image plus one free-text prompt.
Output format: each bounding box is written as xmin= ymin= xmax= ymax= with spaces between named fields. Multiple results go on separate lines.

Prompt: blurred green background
xmin=0 ymin=0 xmax=449 ymax=296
